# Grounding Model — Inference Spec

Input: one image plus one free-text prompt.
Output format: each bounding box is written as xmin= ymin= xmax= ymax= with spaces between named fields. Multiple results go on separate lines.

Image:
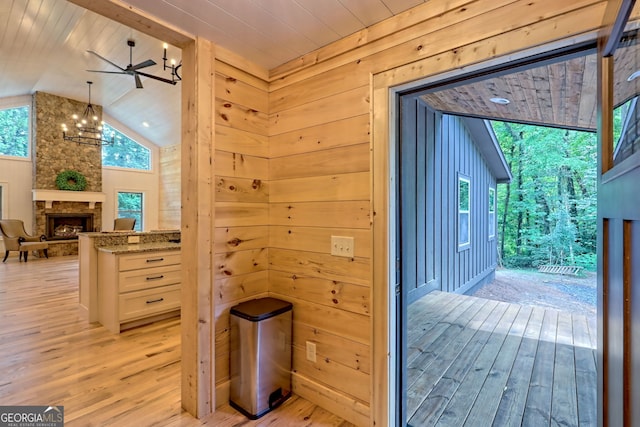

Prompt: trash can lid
xmin=230 ymin=297 xmax=293 ymax=322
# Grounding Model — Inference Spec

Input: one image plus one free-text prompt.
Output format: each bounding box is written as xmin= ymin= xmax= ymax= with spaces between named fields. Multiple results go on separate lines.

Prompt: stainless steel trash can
xmin=229 ymin=297 xmax=292 ymax=419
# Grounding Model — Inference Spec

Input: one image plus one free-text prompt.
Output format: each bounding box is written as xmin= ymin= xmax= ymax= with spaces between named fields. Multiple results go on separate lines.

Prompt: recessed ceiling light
xmin=489 ymin=97 xmax=510 ymax=105
xmin=628 ymin=70 xmax=640 ymax=81
xmin=142 ymin=121 xmax=150 ymax=128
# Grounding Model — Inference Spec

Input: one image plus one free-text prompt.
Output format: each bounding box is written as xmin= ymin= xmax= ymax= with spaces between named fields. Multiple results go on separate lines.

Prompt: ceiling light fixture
xmin=61 ymin=81 xmax=114 ymax=146
xmin=162 ymin=43 xmax=182 ymax=84
xmin=489 ymin=97 xmax=510 ymax=105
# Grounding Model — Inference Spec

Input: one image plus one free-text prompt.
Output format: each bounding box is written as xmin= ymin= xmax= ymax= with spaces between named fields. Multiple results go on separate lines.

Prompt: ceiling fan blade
xmin=134 ymin=73 xmax=143 ymax=89
xmin=129 ymin=59 xmax=156 ymax=71
xmin=86 ymin=50 xmax=125 ymax=71
xmin=86 ymin=69 xmax=128 ymax=75
xmin=136 ymin=71 xmax=177 ymax=85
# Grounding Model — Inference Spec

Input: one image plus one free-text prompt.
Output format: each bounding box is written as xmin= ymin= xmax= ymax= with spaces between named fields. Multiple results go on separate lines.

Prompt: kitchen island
xmin=78 ymin=230 xmax=181 ymax=332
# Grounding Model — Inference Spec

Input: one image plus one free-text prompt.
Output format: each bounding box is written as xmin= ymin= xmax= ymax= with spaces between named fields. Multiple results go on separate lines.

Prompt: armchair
xmin=0 ymin=219 xmax=49 ymax=262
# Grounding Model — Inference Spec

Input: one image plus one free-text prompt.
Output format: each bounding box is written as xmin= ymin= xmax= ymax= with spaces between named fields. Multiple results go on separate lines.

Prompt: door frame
xmin=371 ymin=32 xmax=601 ymax=426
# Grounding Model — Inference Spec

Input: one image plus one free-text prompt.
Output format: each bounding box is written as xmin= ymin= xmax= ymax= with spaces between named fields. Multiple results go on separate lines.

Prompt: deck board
xmin=432 ymin=303 xmax=521 ymax=426
xmin=407 ymin=291 xmax=596 ymax=426
xmin=410 ymin=301 xmax=508 ymax=425
xmin=407 ymin=297 xmax=494 ymax=414
xmin=522 ymin=309 xmax=557 ymax=426
xmin=551 ymin=312 xmax=578 ymax=427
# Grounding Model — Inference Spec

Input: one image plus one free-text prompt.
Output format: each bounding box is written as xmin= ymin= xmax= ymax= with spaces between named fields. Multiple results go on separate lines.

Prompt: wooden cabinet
xmin=98 ymin=250 xmax=181 ymax=333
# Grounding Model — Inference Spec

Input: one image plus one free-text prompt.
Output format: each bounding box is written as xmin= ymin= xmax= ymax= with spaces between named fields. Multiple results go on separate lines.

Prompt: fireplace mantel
xmin=33 ymin=189 xmax=106 ymax=209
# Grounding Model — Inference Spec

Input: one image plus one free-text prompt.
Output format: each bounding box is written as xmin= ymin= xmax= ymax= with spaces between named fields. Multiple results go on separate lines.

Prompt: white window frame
xmin=116 ymin=190 xmax=144 ymax=232
xmin=0 ymin=182 xmax=7 ymax=220
xmin=102 ymin=116 xmax=153 ymax=173
xmin=458 ymin=174 xmax=471 ymax=250
xmin=0 ymin=96 xmax=31 ymax=160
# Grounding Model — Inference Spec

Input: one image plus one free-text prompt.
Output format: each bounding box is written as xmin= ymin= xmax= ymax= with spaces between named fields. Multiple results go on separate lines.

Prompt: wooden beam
xmin=67 ymin=0 xmax=193 ymax=48
xmin=371 ymin=82 xmax=392 ymax=427
xmin=180 ymin=37 xmax=215 ymax=418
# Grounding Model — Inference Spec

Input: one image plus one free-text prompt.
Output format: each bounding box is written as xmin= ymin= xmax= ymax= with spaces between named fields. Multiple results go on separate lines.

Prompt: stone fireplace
xmin=32 ymin=92 xmax=105 ymax=256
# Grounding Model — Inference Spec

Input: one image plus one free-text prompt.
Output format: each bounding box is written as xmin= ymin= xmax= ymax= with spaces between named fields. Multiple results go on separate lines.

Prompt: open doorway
xmin=395 ymin=42 xmax=603 ymax=425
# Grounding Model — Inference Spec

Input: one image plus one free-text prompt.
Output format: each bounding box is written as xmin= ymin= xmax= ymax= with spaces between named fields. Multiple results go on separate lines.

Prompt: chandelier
xmin=61 ymin=81 xmax=114 ymax=146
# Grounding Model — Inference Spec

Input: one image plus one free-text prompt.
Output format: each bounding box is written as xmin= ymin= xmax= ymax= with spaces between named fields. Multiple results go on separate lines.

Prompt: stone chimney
xmin=31 ymin=92 xmax=104 ymax=255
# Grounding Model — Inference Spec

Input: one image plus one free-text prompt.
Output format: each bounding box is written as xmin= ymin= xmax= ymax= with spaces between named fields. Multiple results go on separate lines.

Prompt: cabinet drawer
xmin=119 ymin=284 xmax=181 ymax=321
xmin=118 ymin=251 xmax=181 ymax=271
xmin=119 ymin=265 xmax=181 ymax=293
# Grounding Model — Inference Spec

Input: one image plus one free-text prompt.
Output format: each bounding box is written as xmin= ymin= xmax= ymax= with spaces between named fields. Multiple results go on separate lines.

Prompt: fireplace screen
xmin=45 ymin=213 xmax=93 ymax=240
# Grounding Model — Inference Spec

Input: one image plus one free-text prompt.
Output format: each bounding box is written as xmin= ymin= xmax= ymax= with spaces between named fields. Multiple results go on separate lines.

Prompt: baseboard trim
xmin=292 ymin=373 xmax=370 ymax=427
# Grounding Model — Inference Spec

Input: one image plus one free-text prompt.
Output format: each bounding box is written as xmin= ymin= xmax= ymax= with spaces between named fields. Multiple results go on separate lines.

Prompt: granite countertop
xmin=79 ymin=230 xmax=180 ymax=237
xmin=97 ymin=241 xmax=181 ymax=254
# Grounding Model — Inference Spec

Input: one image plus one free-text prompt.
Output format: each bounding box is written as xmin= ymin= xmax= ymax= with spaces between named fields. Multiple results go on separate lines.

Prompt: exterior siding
xmin=438 ymin=113 xmax=497 ymax=294
xmin=404 ymin=102 xmax=498 ymax=302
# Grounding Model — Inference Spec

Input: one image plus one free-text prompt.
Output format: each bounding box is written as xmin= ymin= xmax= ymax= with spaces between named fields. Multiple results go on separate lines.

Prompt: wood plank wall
xmin=212 ymin=59 xmax=270 ymax=406
xmin=268 ymin=54 xmax=373 ymax=425
xmin=266 ymin=1 xmax=609 ymax=425
xmin=159 ymin=145 xmax=181 ymax=229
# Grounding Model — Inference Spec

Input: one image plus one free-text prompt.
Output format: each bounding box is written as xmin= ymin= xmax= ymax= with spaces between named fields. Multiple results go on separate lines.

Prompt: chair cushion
xmin=19 ymin=241 xmax=48 ymax=251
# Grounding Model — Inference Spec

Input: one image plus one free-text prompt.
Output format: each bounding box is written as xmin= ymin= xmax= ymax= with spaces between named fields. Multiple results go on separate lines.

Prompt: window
xmin=0 ymin=105 xmax=29 ymax=158
xmin=102 ymin=123 xmax=151 ymax=170
xmin=458 ymin=176 xmax=470 ymax=249
xmin=488 ymin=187 xmax=496 ymax=239
xmin=117 ymin=192 xmax=143 ymax=231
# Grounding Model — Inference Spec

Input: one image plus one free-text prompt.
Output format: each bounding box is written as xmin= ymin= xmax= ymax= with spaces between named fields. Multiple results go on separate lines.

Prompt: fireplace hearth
xmin=45 ymin=213 xmax=94 ymax=240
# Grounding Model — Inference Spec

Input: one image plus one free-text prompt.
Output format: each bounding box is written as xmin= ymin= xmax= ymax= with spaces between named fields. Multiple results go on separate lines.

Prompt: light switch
xmin=331 ymin=235 xmax=354 ymax=257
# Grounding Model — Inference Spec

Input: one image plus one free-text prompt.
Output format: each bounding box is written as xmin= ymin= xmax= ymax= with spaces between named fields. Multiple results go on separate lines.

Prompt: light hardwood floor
xmin=0 ymin=255 xmax=354 ymax=426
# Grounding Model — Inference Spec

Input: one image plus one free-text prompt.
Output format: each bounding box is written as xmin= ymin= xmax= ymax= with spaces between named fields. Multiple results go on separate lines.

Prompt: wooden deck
xmin=407 ymin=291 xmax=597 ymax=427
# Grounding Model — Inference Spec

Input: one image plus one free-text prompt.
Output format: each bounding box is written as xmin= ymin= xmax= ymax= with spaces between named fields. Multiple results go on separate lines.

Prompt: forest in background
xmin=491 ymin=121 xmax=597 ymax=270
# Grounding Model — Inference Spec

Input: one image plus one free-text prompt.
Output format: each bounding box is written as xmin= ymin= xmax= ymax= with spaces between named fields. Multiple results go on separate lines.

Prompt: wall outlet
xmin=331 ymin=235 xmax=354 ymax=257
xmin=306 ymin=341 xmax=317 ymax=362
xmin=127 ymin=235 xmax=140 ymax=244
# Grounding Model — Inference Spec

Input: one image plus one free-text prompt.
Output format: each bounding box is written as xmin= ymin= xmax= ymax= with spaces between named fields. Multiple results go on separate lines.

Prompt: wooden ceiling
xmin=421 ymin=37 xmax=640 ymax=132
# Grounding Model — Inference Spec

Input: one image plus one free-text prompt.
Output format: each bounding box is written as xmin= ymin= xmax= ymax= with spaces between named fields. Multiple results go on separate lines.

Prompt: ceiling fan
xmin=87 ymin=39 xmax=177 ymax=89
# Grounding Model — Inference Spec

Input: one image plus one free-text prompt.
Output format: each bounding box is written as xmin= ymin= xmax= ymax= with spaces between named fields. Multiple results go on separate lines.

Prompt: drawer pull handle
xmin=146 ymin=275 xmax=165 ymax=281
xmin=146 ymin=257 xmax=164 ymax=263
xmin=146 ymin=298 xmax=164 ymax=304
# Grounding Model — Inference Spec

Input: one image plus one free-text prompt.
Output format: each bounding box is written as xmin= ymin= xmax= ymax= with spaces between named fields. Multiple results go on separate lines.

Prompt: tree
xmin=491 ymin=121 xmax=597 ymax=270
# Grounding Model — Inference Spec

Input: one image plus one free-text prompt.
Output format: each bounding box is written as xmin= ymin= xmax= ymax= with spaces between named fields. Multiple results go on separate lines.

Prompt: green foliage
xmin=102 ymin=123 xmax=151 ymax=170
xmin=55 ymin=170 xmax=87 ymax=191
xmin=492 ymin=121 xmax=597 ymax=269
xmin=0 ymin=105 xmax=29 ymax=157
